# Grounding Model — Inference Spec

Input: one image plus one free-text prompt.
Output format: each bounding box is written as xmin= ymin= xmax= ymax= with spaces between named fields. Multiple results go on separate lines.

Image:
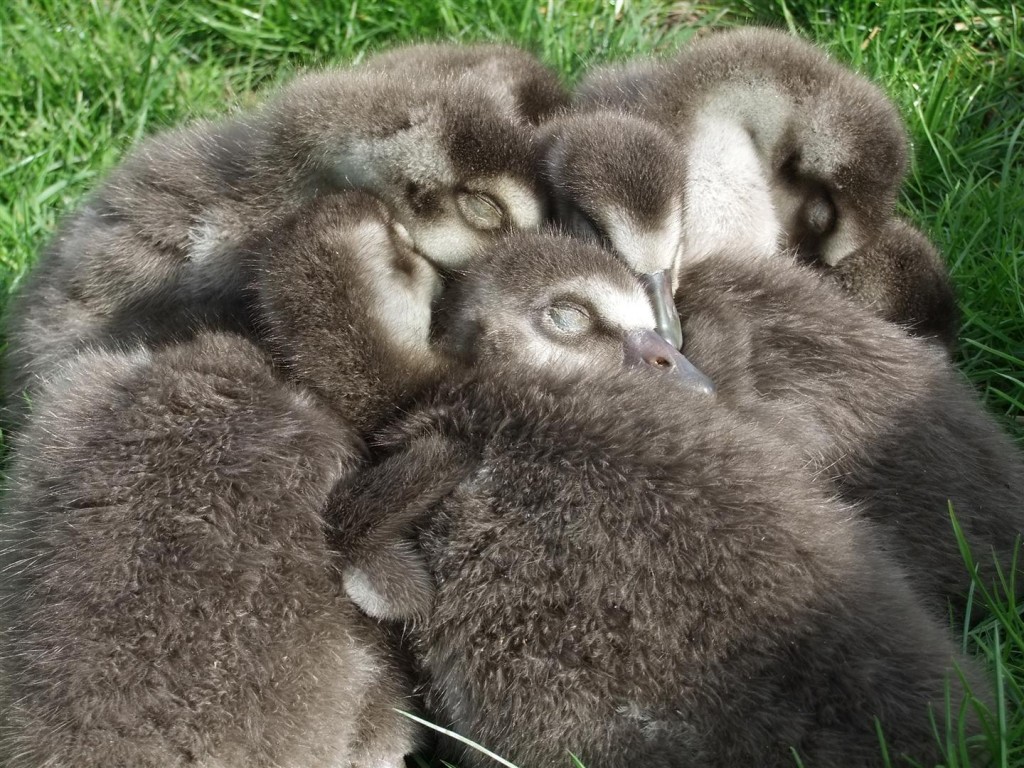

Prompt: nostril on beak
xmin=625 ymin=329 xmax=715 ymax=395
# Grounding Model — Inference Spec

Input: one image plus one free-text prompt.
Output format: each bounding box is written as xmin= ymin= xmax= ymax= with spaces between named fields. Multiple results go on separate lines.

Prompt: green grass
xmin=2 ymin=0 xmax=1021 ymax=765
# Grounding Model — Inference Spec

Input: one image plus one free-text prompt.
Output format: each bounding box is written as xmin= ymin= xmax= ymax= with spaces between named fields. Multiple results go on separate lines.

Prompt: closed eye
xmin=457 ymin=192 xmax=505 ymax=231
xmin=546 ymin=302 xmax=592 ymax=335
xmin=559 ymin=201 xmax=607 ymax=247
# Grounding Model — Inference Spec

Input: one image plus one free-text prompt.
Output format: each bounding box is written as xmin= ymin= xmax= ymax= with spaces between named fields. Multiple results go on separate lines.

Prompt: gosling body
xmin=0 ymin=334 xmax=419 ymax=768
xmin=677 ymin=252 xmax=1022 ymax=614
xmin=341 ymin=233 xmax=988 ymax=767
xmin=5 ymin=47 xmax=545 ymax=422
xmin=0 ymin=190 xmax=454 ymax=766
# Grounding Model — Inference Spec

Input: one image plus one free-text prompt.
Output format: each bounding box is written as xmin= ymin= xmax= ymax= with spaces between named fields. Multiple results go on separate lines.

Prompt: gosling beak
xmin=624 ymin=329 xmax=715 ymax=396
xmin=640 ymin=270 xmax=684 ymax=350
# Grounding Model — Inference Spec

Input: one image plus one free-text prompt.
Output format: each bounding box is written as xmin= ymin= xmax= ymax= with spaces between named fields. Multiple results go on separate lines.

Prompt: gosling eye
xmin=457 ymin=192 xmax=504 ymax=231
xmin=565 ymin=206 xmax=603 ymax=243
xmin=545 ymin=302 xmax=592 ymax=335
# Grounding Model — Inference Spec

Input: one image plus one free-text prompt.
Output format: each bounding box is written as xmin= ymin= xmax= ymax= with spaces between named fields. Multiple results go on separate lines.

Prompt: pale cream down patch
xmin=600 ymin=199 xmax=684 ymax=276
xmin=351 ymin=220 xmax=441 ymax=361
xmin=479 ymin=175 xmax=544 ymax=230
xmin=681 ymin=114 xmax=782 ymax=268
xmin=407 ymin=218 xmax=487 ymax=268
xmin=186 ymin=216 xmax=235 ymax=265
xmin=343 ymin=566 xmax=394 ymax=620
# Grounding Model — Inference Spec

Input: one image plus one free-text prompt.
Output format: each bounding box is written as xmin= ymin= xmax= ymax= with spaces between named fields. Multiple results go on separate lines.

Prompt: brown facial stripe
xmin=406 ymin=182 xmax=442 ymax=216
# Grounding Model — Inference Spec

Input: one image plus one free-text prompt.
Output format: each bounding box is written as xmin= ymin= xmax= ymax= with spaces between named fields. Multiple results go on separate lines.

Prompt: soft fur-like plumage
xmin=0 ymin=190 xmax=466 ymax=766
xmin=539 ymin=111 xmax=687 ymax=347
xmin=577 ymin=27 xmax=909 ymax=268
xmin=819 ymin=218 xmax=959 ymax=351
xmin=335 ymin=233 xmax=989 ymax=767
xmin=676 ymin=252 xmax=1023 ymax=615
xmin=436 ymin=231 xmax=712 ymax=391
xmin=562 ymin=28 xmax=957 ymax=346
xmin=250 ymin=189 xmax=444 ymax=433
xmin=347 ymin=371 xmax=988 ymax=768
xmin=364 ymin=42 xmax=568 ymax=125
xmin=0 ymin=333 xmax=420 ymax=767
xmin=4 ymin=45 xmax=547 ymax=421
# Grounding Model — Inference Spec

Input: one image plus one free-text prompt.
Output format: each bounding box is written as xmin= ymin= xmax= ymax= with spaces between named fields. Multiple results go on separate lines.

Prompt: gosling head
xmin=539 ymin=111 xmax=687 ymax=350
xmin=444 ymin=231 xmax=713 ymax=395
xmin=270 ymin=69 xmax=547 ymax=270
xmin=675 ymin=27 xmax=909 ymax=267
xmin=767 ymin=83 xmax=908 ymax=267
xmin=253 ymin=190 xmax=446 ymax=431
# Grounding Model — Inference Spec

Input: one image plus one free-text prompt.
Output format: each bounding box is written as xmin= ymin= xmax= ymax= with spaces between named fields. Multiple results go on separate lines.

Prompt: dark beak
xmin=624 ymin=329 xmax=715 ymax=395
xmin=640 ymin=270 xmax=684 ymax=350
